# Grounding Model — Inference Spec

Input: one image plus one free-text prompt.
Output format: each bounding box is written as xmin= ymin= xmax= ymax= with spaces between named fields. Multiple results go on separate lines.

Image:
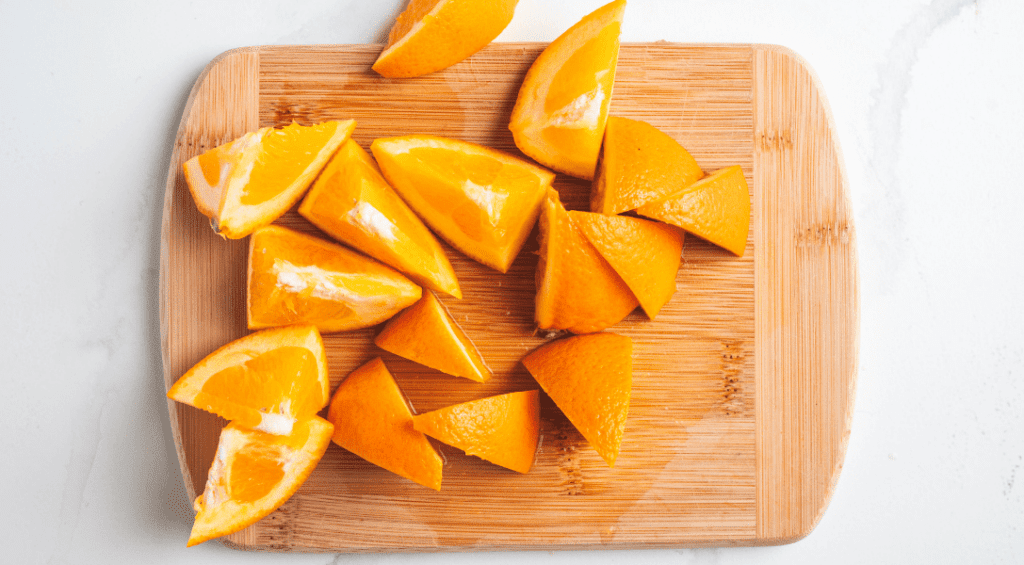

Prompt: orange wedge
xmin=371 ymin=135 xmax=554 ymax=272
xmin=247 ymin=225 xmax=422 ymax=333
xmin=570 ymin=211 xmax=684 ymax=319
xmin=535 ymin=188 xmax=638 ymax=334
xmin=187 ymin=416 xmax=333 ymax=546
xmin=636 ymin=165 xmax=751 ymax=257
xmin=167 ymin=325 xmax=329 ymax=435
xmin=508 ymin=0 xmax=625 ymax=180
xmin=372 ymin=0 xmax=519 ymax=78
xmin=183 ymin=120 xmax=355 ymax=239
xmin=375 ymin=291 xmax=491 ymax=382
xmin=591 ymin=116 xmax=704 ymax=215
xmin=521 ymin=332 xmax=631 ymax=467
xmin=298 ymin=140 xmax=461 ymax=299
xmin=327 ymin=357 xmax=443 ymax=490
xmin=412 ymin=390 xmax=540 ymax=474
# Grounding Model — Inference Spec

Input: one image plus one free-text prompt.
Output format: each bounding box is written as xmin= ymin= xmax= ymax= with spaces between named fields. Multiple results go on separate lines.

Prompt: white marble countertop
xmin=2 ymin=0 xmax=1022 ymax=563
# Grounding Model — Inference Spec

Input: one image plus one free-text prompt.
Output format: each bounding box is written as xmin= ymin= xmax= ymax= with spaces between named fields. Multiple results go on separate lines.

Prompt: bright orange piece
xmin=167 ymin=325 xmax=329 ymax=436
xmin=373 ymin=0 xmax=519 ymax=78
xmin=412 ymin=390 xmax=540 ymax=474
xmin=535 ymin=189 xmax=638 ymax=334
xmin=247 ymin=225 xmax=422 ymax=333
xmin=591 ymin=116 xmax=704 ymax=215
xmin=375 ymin=291 xmax=491 ymax=382
xmin=327 ymin=358 xmax=443 ymax=490
xmin=521 ymin=332 xmax=631 ymax=467
xmin=299 ymin=141 xmax=461 ymax=299
xmin=371 ymin=135 xmax=554 ymax=272
xmin=509 ymin=0 xmax=625 ymax=180
xmin=183 ymin=120 xmax=355 ymax=239
xmin=570 ymin=211 xmax=684 ymax=319
xmin=187 ymin=416 xmax=333 ymax=546
xmin=636 ymin=165 xmax=751 ymax=257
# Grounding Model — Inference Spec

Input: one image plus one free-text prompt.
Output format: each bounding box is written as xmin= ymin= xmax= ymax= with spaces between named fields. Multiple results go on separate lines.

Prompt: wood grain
xmin=159 ymin=43 xmax=857 ymax=551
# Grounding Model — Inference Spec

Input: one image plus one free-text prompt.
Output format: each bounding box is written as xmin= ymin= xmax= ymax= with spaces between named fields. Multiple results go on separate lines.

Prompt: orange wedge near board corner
xmin=570 ymin=211 xmax=684 ymax=319
xmin=298 ymin=140 xmax=461 ymax=299
xmin=509 ymin=0 xmax=625 ymax=180
xmin=182 ymin=120 xmax=355 ymax=239
xmin=247 ymin=225 xmax=422 ymax=333
xmin=187 ymin=416 xmax=333 ymax=546
xmin=373 ymin=0 xmax=519 ymax=78
xmin=167 ymin=325 xmax=329 ymax=436
xmin=327 ymin=357 xmax=443 ymax=490
xmin=371 ymin=135 xmax=554 ymax=273
xmin=522 ymin=332 xmax=631 ymax=467
xmin=592 ymin=116 xmax=704 ymax=215
xmin=636 ymin=165 xmax=751 ymax=257
xmin=375 ymin=291 xmax=491 ymax=383
xmin=412 ymin=390 xmax=540 ymax=474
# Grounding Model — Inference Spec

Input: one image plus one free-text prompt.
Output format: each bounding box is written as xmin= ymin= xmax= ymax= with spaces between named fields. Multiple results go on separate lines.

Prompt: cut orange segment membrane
xmin=182 ymin=120 xmax=355 ymax=239
xmin=412 ymin=390 xmax=540 ymax=474
xmin=521 ymin=332 xmax=631 ymax=467
xmin=247 ymin=225 xmax=422 ymax=333
xmin=187 ymin=416 xmax=333 ymax=546
xmin=375 ymin=291 xmax=491 ymax=382
xmin=298 ymin=140 xmax=461 ymax=299
xmin=509 ymin=0 xmax=625 ymax=180
xmin=570 ymin=211 xmax=684 ymax=319
xmin=371 ymin=135 xmax=554 ymax=272
xmin=167 ymin=325 xmax=329 ymax=436
xmin=327 ymin=357 xmax=443 ymax=490
xmin=636 ymin=165 xmax=751 ymax=257
xmin=373 ymin=0 xmax=519 ymax=78
xmin=592 ymin=116 xmax=704 ymax=215
xmin=535 ymin=188 xmax=638 ymax=334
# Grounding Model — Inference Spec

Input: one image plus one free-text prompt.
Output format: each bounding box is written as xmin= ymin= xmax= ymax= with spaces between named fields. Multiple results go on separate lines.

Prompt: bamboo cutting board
xmin=160 ymin=43 xmax=858 ymax=551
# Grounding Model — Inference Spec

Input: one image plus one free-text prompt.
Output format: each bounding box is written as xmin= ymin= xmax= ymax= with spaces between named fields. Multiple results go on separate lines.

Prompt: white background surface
xmin=2 ymin=0 xmax=1022 ymax=563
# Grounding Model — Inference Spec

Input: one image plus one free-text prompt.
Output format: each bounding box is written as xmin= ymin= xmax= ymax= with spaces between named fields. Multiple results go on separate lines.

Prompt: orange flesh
xmin=236 ymin=124 xmax=343 ymax=206
xmin=229 ymin=445 xmax=286 ymax=503
xmin=385 ymin=0 xmax=444 ymax=48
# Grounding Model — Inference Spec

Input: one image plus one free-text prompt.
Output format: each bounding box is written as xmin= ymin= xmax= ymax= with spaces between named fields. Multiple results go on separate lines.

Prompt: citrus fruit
xmin=535 ymin=188 xmax=638 ymax=334
xmin=636 ymin=165 xmax=751 ymax=257
xmin=411 ymin=390 xmax=540 ymax=474
xmin=371 ymin=135 xmax=554 ymax=272
xmin=521 ymin=332 xmax=631 ymax=467
xmin=372 ymin=0 xmax=519 ymax=78
xmin=187 ymin=416 xmax=334 ymax=546
xmin=591 ymin=116 xmax=704 ymax=215
xmin=182 ymin=120 xmax=355 ymax=239
xmin=298 ymin=140 xmax=461 ymax=299
xmin=508 ymin=0 xmax=625 ymax=180
xmin=374 ymin=290 xmax=491 ymax=382
xmin=327 ymin=357 xmax=443 ymax=490
xmin=247 ymin=225 xmax=422 ymax=333
xmin=570 ymin=211 xmax=684 ymax=319
xmin=167 ymin=325 xmax=329 ymax=436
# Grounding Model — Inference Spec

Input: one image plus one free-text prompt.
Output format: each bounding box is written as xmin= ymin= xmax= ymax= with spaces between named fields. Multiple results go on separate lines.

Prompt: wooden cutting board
xmin=160 ymin=43 xmax=858 ymax=552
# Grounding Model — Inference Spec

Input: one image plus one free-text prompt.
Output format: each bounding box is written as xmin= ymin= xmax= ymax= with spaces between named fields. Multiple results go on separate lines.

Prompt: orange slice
xmin=591 ymin=116 xmax=704 ymax=215
xmin=636 ymin=165 xmax=751 ymax=257
xmin=298 ymin=140 xmax=461 ymax=299
xmin=521 ymin=332 xmax=631 ymax=467
xmin=570 ymin=211 xmax=684 ymax=319
xmin=182 ymin=120 xmax=355 ymax=239
xmin=508 ymin=0 xmax=625 ymax=180
xmin=371 ymin=135 xmax=554 ymax=272
xmin=327 ymin=357 xmax=443 ymax=490
xmin=375 ymin=291 xmax=491 ymax=382
xmin=412 ymin=390 xmax=540 ymax=474
xmin=535 ymin=188 xmax=638 ymax=334
xmin=167 ymin=325 xmax=329 ymax=435
xmin=247 ymin=225 xmax=422 ymax=333
xmin=372 ymin=0 xmax=519 ymax=78
xmin=187 ymin=416 xmax=333 ymax=546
